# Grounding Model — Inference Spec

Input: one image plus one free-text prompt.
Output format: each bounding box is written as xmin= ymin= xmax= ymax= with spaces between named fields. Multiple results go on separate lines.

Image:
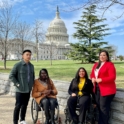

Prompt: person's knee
xmin=42 ymin=98 xmax=49 ymax=105
xmin=49 ymin=98 xmax=57 ymax=110
xmin=100 ymin=97 xmax=112 ymax=114
xmin=67 ymin=96 xmax=77 ymax=106
xmin=15 ymin=103 xmax=21 ymax=110
xmin=50 ymin=98 xmax=56 ymax=105
xmin=100 ymin=103 xmax=109 ymax=114
xmin=21 ymin=104 xmax=27 ymax=109
xmin=41 ymin=98 xmax=49 ymax=109
xmin=79 ymin=98 xmax=90 ymax=109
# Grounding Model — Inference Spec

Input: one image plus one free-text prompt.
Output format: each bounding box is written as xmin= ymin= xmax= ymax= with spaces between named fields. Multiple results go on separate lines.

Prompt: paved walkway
xmin=0 ymin=95 xmax=65 ymax=124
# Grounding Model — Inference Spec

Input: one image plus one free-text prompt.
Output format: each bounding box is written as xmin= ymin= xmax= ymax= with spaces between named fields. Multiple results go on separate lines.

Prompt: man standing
xmin=9 ymin=50 xmax=35 ymax=124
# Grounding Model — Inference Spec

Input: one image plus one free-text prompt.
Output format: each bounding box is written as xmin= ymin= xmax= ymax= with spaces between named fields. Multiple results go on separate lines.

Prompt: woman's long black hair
xmin=96 ymin=50 xmax=110 ymax=69
xmin=72 ymin=67 xmax=89 ymax=90
xmin=39 ymin=68 xmax=51 ymax=89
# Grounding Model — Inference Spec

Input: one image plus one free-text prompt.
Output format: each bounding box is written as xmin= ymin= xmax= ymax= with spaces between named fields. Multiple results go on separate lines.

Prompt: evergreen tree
xmin=68 ymin=5 xmax=113 ymax=63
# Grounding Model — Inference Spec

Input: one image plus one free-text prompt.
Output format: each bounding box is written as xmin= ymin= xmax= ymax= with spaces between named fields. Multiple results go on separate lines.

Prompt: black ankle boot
xmin=44 ymin=109 xmax=50 ymax=124
xmin=78 ymin=122 xmax=83 ymax=124
xmin=72 ymin=122 xmax=77 ymax=124
xmin=72 ymin=119 xmax=78 ymax=124
xmin=50 ymin=110 xmax=55 ymax=124
xmin=50 ymin=121 xmax=55 ymax=124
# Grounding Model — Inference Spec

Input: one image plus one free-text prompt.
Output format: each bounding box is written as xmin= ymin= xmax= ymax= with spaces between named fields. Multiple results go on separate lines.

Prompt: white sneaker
xmin=19 ymin=121 xmax=27 ymax=124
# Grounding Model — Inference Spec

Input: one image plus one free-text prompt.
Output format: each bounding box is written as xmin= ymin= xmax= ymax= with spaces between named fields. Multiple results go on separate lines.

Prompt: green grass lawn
xmin=0 ymin=60 xmax=124 ymax=88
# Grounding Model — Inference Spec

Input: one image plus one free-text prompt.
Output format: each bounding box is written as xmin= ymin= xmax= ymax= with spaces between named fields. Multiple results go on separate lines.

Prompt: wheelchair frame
xmin=31 ymin=98 xmax=60 ymax=124
xmin=64 ymin=105 xmax=88 ymax=124
xmin=64 ymin=96 xmax=98 ymax=124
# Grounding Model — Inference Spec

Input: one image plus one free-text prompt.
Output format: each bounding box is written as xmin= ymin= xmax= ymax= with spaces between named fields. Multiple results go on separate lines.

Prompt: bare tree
xmin=32 ymin=19 xmax=45 ymax=62
xmin=0 ymin=39 xmax=4 ymax=60
xmin=46 ymin=44 xmax=57 ymax=66
xmin=45 ymin=33 xmax=59 ymax=65
xmin=13 ymin=21 xmax=31 ymax=55
xmin=62 ymin=0 xmax=124 ymax=18
xmin=0 ymin=2 xmax=18 ymax=69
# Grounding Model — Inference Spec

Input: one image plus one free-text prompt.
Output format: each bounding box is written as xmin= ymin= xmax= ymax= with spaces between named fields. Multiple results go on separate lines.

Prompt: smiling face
xmin=79 ymin=69 xmax=85 ymax=78
xmin=40 ymin=70 xmax=47 ymax=80
xmin=99 ymin=52 xmax=108 ymax=62
xmin=22 ymin=52 xmax=31 ymax=62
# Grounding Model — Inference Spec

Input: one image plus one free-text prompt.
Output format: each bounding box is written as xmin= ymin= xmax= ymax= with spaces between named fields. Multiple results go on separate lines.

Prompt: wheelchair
xmin=31 ymin=98 xmax=60 ymax=124
xmin=64 ymin=96 xmax=99 ymax=124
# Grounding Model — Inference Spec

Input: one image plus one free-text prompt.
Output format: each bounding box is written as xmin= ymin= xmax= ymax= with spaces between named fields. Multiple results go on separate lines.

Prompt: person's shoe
xmin=50 ymin=121 xmax=55 ymax=124
xmin=19 ymin=121 xmax=27 ymax=124
xmin=71 ymin=121 xmax=78 ymax=124
xmin=44 ymin=120 xmax=50 ymax=124
xmin=71 ymin=122 xmax=76 ymax=124
xmin=13 ymin=121 xmax=18 ymax=124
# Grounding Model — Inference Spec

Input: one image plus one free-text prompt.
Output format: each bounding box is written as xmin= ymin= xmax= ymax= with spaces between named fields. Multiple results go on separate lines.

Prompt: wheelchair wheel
xmin=37 ymin=103 xmax=59 ymax=124
xmin=64 ymin=105 xmax=72 ymax=124
xmin=40 ymin=105 xmax=60 ymax=124
xmin=31 ymin=98 xmax=38 ymax=123
xmin=54 ymin=105 xmax=59 ymax=123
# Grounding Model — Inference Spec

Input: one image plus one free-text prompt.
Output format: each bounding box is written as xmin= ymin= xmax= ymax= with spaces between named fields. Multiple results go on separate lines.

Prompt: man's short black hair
xmin=22 ymin=50 xmax=32 ymax=55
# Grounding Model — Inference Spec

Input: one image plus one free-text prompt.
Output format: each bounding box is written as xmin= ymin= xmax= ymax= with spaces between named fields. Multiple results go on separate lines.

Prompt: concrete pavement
xmin=0 ymin=95 xmax=65 ymax=124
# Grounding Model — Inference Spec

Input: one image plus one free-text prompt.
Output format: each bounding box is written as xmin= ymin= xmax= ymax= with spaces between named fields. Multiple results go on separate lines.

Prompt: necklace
xmin=39 ymin=79 xmax=47 ymax=86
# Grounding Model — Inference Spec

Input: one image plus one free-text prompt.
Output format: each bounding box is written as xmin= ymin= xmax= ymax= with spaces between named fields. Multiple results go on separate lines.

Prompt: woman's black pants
xmin=95 ymin=87 xmax=115 ymax=124
xmin=40 ymin=97 xmax=57 ymax=121
xmin=67 ymin=95 xmax=90 ymax=123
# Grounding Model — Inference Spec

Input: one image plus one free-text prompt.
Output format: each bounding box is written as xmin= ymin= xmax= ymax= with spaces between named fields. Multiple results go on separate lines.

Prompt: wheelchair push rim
xmin=31 ymin=98 xmax=38 ymax=123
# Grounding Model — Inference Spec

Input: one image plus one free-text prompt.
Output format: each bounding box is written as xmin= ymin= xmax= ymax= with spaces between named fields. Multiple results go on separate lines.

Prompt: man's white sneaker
xmin=19 ymin=121 xmax=27 ymax=124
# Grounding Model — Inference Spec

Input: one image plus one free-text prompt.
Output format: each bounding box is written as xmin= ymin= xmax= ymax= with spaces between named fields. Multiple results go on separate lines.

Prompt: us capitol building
xmin=5 ymin=7 xmax=70 ymax=60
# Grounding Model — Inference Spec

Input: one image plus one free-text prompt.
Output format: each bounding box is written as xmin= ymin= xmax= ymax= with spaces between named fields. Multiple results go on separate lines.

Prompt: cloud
xmin=0 ymin=0 xmax=26 ymax=7
xmin=39 ymin=2 xmax=124 ymax=43
xmin=63 ymin=4 xmax=124 ymax=41
xmin=17 ymin=5 xmax=34 ymax=15
xmin=96 ymin=4 xmax=124 ymax=34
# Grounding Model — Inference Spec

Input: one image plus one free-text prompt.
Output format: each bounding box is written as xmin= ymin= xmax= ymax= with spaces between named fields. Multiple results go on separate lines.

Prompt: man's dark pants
xmin=13 ymin=92 xmax=30 ymax=124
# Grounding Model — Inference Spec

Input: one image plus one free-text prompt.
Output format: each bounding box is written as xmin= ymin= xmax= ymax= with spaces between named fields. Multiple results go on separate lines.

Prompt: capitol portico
xmin=0 ymin=7 xmax=70 ymax=60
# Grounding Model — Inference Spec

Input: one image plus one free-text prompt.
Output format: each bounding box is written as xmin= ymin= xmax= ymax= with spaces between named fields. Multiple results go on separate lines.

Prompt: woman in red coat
xmin=90 ymin=50 xmax=116 ymax=124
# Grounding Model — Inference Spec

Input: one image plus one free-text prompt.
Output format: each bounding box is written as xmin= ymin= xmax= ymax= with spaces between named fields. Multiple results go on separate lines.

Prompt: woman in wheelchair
xmin=67 ymin=67 xmax=94 ymax=124
xmin=32 ymin=68 xmax=58 ymax=124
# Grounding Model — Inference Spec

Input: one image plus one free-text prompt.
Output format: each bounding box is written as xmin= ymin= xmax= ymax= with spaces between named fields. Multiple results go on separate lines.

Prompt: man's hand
xmin=71 ymin=93 xmax=76 ymax=97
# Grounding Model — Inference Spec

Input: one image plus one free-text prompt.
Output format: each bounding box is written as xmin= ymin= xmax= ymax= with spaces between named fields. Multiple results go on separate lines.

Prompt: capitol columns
xmin=56 ymin=42 xmax=60 ymax=60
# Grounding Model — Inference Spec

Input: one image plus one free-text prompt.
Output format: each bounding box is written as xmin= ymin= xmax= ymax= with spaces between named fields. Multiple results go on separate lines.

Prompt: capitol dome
xmin=45 ymin=6 xmax=69 ymax=46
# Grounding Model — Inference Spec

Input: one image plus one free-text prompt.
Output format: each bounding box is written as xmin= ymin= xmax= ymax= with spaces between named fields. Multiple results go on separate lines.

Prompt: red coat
xmin=90 ymin=61 xmax=116 ymax=96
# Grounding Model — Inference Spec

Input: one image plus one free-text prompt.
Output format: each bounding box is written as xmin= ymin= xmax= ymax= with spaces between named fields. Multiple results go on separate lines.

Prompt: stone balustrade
xmin=0 ymin=73 xmax=124 ymax=124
